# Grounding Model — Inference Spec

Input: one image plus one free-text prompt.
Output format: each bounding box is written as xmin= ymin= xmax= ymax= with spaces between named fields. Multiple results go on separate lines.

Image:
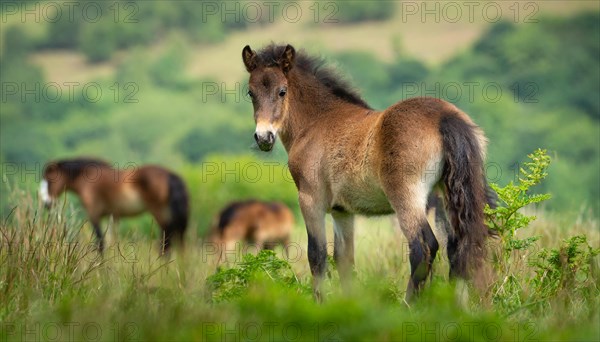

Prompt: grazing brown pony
xmin=242 ymin=43 xmax=495 ymax=301
xmin=40 ymin=158 xmax=189 ymax=255
xmin=210 ymin=200 xmax=294 ymax=262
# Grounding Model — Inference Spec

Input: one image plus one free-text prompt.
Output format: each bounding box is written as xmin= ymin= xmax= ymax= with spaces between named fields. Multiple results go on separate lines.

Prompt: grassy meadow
xmin=1 ymin=1 xmax=600 ymax=341
xmin=1 ymin=151 xmax=599 ymax=341
xmin=1 ymin=197 xmax=599 ymax=341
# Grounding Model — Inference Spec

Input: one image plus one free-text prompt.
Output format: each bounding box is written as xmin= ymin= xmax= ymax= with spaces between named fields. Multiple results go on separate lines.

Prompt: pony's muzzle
xmin=254 ymin=131 xmax=275 ymax=151
xmin=39 ymin=179 xmax=52 ymax=209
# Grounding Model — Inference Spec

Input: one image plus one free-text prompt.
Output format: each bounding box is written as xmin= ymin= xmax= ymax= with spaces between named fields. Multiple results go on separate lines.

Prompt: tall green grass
xmin=1 ymin=151 xmax=598 ymax=341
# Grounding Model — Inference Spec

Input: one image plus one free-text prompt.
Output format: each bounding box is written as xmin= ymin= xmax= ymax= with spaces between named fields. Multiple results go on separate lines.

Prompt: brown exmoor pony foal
xmin=210 ymin=200 xmax=294 ymax=262
xmin=242 ymin=44 xmax=495 ymax=301
xmin=40 ymin=158 xmax=189 ymax=255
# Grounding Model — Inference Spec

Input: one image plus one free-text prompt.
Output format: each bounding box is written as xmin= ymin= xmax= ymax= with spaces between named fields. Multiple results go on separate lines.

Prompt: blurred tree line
xmin=6 ymin=0 xmax=395 ymax=62
xmin=331 ymin=1 xmax=395 ymax=24
xmin=34 ymin=0 xmax=271 ymax=62
xmin=1 ymin=2 xmax=598 ymax=232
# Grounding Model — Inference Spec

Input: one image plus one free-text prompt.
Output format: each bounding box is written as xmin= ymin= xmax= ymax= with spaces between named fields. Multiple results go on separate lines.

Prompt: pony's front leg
xmin=332 ymin=210 xmax=355 ymax=293
xmin=299 ymin=191 xmax=327 ymax=302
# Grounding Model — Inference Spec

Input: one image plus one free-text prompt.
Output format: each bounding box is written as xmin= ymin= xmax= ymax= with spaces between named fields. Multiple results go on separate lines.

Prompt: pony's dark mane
xmin=255 ymin=44 xmax=371 ymax=109
xmin=50 ymin=158 xmax=112 ymax=181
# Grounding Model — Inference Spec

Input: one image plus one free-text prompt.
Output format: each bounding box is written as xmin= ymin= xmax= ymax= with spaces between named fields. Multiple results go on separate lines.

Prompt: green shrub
xmin=206 ymin=250 xmax=309 ymax=303
xmin=486 ymin=149 xmax=551 ymax=254
xmin=530 ymin=235 xmax=599 ymax=305
xmin=485 ymin=149 xmax=551 ymax=312
xmin=149 ymin=34 xmax=190 ymax=89
xmin=486 ymin=149 xmax=599 ymax=316
xmin=388 ymin=58 xmax=429 ymax=85
xmin=79 ymin=20 xmax=118 ymax=62
xmin=44 ymin=12 xmax=81 ymax=49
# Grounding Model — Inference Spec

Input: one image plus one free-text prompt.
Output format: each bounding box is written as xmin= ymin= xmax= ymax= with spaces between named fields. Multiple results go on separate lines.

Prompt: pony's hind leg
xmin=332 ymin=210 xmax=355 ymax=293
xmin=160 ymin=227 xmax=184 ymax=256
xmin=387 ymin=187 xmax=439 ymax=301
xmin=90 ymin=219 xmax=105 ymax=254
xmin=404 ymin=219 xmax=439 ymax=301
xmin=427 ymin=191 xmax=450 ymax=248
xmin=107 ymin=215 xmax=120 ymax=247
xmin=146 ymin=204 xmax=176 ymax=256
xmin=81 ymin=196 xmax=105 ymax=254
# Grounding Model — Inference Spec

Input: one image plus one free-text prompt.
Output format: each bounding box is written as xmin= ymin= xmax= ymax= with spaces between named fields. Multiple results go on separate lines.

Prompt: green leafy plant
xmin=486 ymin=149 xmax=551 ymax=256
xmin=485 ymin=149 xmax=551 ymax=312
xmin=486 ymin=149 xmax=599 ymax=317
xmin=206 ymin=250 xmax=309 ymax=303
xmin=529 ymin=235 xmax=599 ymax=308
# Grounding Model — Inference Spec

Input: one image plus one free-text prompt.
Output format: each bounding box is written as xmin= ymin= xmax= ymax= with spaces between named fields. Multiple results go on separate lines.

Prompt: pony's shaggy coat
xmin=243 ymin=43 xmax=493 ymax=300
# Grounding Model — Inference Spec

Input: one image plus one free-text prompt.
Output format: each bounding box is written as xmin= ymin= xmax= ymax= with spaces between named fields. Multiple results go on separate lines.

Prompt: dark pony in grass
xmin=40 ymin=158 xmax=189 ymax=255
xmin=209 ymin=199 xmax=294 ymax=263
xmin=242 ymin=43 xmax=495 ymax=301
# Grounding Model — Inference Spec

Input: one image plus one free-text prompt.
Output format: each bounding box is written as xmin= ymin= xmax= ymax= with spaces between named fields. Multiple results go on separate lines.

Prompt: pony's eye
xmin=279 ymin=89 xmax=287 ymax=97
xmin=247 ymin=91 xmax=254 ymax=99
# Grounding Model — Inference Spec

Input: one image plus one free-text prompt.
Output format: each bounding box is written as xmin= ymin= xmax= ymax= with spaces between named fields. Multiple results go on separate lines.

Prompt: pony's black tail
xmin=439 ymin=114 xmax=490 ymax=282
xmin=166 ymin=173 xmax=189 ymax=246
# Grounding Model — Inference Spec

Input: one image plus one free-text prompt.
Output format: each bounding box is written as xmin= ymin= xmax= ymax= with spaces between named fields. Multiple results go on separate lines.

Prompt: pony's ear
xmin=242 ymin=45 xmax=257 ymax=72
xmin=44 ymin=163 xmax=56 ymax=174
xmin=43 ymin=162 xmax=58 ymax=179
xmin=279 ymin=44 xmax=295 ymax=74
